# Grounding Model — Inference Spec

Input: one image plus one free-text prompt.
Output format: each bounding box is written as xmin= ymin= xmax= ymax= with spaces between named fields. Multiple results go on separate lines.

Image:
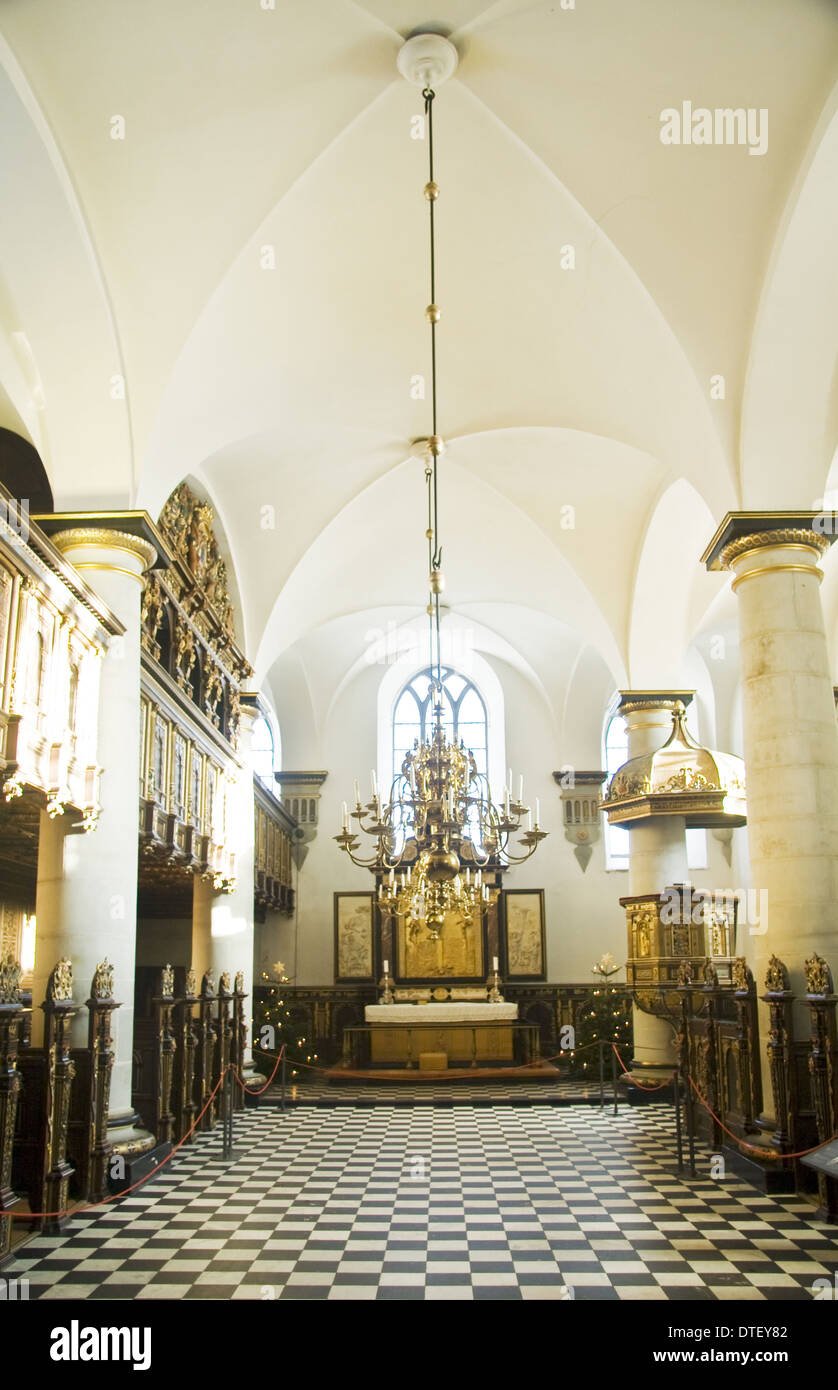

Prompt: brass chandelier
xmin=334 ymin=36 xmax=547 ymax=941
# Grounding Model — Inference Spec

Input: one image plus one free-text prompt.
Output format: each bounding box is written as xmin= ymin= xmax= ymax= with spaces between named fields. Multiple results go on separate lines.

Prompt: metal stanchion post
xmin=280 ymin=1050 xmax=287 ymax=1113
xmin=673 ymin=1069 xmax=684 ymax=1173
xmin=685 ymin=1074 xmax=697 ymax=1177
xmin=598 ymin=1039 xmax=605 ymax=1109
xmin=611 ymin=1045 xmax=618 ymax=1115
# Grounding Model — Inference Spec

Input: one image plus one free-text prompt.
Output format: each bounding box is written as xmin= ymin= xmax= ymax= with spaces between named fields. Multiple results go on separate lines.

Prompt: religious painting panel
xmin=334 ymin=892 xmax=376 ymax=983
xmin=502 ymin=889 xmax=546 ymax=981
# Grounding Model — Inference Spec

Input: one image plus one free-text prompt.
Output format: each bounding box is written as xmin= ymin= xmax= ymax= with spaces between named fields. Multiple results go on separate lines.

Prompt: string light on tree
xmin=570 ymin=952 xmax=632 ymax=1075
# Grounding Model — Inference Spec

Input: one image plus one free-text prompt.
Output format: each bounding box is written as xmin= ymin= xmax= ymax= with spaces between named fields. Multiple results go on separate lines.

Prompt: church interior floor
xmin=268 ymin=1074 xmax=614 ymax=1105
xmin=6 ymin=1103 xmax=834 ymax=1302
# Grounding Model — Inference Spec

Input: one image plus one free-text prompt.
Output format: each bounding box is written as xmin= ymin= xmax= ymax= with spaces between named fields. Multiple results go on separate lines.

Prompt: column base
xmin=106 ymin=1108 xmax=158 ymax=1157
xmin=620 ymin=1061 xmax=675 ymax=1103
xmin=105 ymin=1108 xmax=170 ymax=1192
xmin=106 ymin=1111 xmax=170 ymax=1193
xmin=721 ymin=1143 xmax=797 ymax=1195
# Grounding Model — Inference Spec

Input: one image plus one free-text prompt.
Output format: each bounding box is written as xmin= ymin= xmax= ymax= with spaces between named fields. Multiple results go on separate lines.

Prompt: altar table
xmin=362 ymin=1002 xmax=520 ymax=1065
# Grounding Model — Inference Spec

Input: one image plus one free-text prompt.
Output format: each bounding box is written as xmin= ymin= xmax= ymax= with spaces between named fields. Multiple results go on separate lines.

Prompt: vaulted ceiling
xmin=1 ymin=1 xmax=837 ymax=747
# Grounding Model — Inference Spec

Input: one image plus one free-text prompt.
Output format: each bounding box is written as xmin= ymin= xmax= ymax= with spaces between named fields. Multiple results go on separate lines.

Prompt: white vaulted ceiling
xmin=1 ymin=0 xmax=838 ymax=739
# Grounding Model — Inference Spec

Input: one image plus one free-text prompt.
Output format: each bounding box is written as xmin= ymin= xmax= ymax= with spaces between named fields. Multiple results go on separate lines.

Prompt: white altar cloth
xmin=365 ymin=1003 xmax=518 ymax=1023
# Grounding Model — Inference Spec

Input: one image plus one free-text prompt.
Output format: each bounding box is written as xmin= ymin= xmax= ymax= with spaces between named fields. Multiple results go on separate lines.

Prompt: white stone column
xmin=38 ymin=525 xmax=158 ymax=1153
xmin=31 ymin=811 xmax=67 ymax=1046
xmin=191 ymin=873 xmax=214 ymax=986
xmin=210 ymin=700 xmax=257 ymax=1069
xmin=708 ymin=520 xmax=838 ymax=1114
xmin=621 ymin=694 xmax=690 ymax=1075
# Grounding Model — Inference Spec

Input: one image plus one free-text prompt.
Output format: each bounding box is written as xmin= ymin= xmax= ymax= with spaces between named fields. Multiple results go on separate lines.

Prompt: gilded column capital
xmin=616 ymin=690 xmax=694 ymax=719
xmin=703 ymin=511 xmax=836 ymax=573
xmin=51 ymin=527 xmax=157 ymax=581
xmin=718 ymin=527 xmax=829 ymax=570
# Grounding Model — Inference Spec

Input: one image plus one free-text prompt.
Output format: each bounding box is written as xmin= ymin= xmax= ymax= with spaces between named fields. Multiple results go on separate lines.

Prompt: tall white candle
xmin=341 ymin=801 xmax=348 ymax=828
xmin=354 ymin=779 xmax=360 ymax=805
xmin=371 ymin=769 xmax=378 ymax=797
xmin=493 ymin=956 xmax=498 ymax=971
xmin=383 ymin=959 xmax=389 ymax=974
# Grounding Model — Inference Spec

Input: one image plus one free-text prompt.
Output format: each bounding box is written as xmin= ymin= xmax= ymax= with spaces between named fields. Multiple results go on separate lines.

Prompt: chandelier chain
xmin=333 ymin=69 xmax=548 ymax=944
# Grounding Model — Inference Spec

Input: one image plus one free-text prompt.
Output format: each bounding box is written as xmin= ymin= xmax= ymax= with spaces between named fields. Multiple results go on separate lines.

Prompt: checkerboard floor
xmin=6 ymin=1103 xmax=836 ymax=1301
xmin=270 ymin=1074 xmax=614 ymax=1105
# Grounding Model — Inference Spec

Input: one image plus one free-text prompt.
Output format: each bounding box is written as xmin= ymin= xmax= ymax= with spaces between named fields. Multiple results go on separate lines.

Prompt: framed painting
xmin=501 ymin=889 xmax=546 ymax=981
xmin=334 ymin=892 xmax=376 ymax=982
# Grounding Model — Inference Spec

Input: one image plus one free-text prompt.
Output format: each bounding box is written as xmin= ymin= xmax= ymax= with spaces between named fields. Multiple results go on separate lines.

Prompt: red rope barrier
xmin=610 ymin=1043 xmax=674 ymax=1090
xmin=4 ymin=1059 xmax=247 ymax=1223
xmin=687 ymin=1074 xmax=838 ymax=1162
xmin=232 ymin=1045 xmax=286 ymax=1095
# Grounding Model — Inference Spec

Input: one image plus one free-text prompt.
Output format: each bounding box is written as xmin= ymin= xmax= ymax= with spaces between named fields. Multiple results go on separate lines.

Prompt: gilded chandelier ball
xmin=425 ymin=303 xmax=441 ymax=323
xmin=424 ymin=180 xmax=440 ymax=200
xmin=427 ymin=849 xmax=460 ymax=882
xmin=428 ymin=434 xmax=445 ymax=456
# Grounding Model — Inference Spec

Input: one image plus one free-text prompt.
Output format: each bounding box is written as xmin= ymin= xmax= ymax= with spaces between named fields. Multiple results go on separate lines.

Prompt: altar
xmin=363 ymin=1001 xmax=520 ymax=1066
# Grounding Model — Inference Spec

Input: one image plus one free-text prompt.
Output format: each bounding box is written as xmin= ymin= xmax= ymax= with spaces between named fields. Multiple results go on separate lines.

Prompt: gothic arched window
xmin=250 ymin=713 xmax=277 ymax=791
xmin=392 ymin=666 xmax=488 ymax=782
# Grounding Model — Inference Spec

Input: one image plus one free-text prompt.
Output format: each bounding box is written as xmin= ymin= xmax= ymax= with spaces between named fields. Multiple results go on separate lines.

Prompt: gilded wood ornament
xmin=804 ymin=953 xmax=834 ymax=997
xmin=0 ymin=955 xmax=22 ymax=1004
xmin=47 ymin=957 xmax=73 ymax=1003
xmin=677 ymin=959 xmax=694 ymax=986
xmin=701 ymin=959 xmax=719 ymax=987
xmin=160 ymin=963 xmax=175 ymax=997
xmin=90 ymin=958 xmax=115 ymax=1001
xmin=732 ymin=956 xmax=754 ymax=993
xmin=764 ymin=955 xmax=790 ymax=993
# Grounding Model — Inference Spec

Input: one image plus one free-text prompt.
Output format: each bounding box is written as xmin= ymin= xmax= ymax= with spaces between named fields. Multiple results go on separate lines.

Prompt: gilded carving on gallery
xmin=160 ymin=962 xmax=175 ymax=997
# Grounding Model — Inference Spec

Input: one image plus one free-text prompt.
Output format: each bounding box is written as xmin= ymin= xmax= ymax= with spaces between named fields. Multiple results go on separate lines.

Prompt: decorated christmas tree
xmin=252 ymin=962 xmax=320 ymax=1081
xmin=568 ymin=953 xmax=632 ymax=1078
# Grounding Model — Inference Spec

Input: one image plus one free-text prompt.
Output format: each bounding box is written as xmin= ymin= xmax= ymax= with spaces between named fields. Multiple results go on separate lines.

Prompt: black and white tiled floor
xmin=270 ymin=1075 xmax=612 ymax=1105
xmin=6 ymin=1104 xmax=836 ymax=1301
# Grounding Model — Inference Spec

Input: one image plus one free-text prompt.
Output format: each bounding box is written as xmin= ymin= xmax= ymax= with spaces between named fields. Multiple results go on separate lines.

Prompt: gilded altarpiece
xmin=395 ymin=908 xmax=485 ymax=980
